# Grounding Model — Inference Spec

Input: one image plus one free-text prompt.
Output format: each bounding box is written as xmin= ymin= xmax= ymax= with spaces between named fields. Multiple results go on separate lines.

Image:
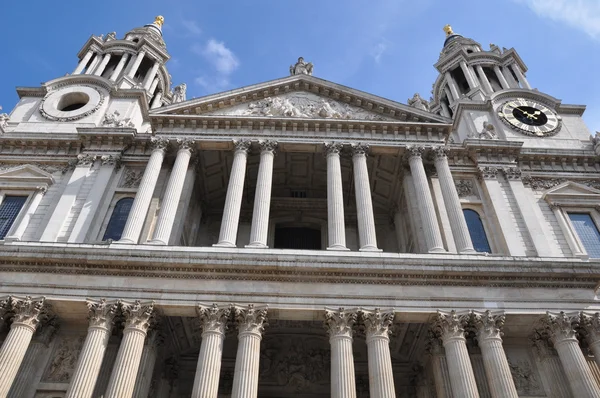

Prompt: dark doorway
xmin=274 ymin=226 xmax=322 ymax=250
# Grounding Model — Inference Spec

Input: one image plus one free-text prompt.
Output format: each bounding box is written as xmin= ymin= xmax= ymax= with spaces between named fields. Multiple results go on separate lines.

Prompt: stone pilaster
xmin=325 ymin=142 xmax=349 ymax=250
xmin=132 ymin=326 xmax=163 ymax=398
xmin=231 ymin=304 xmax=268 ymax=398
xmin=66 ymin=299 xmax=119 ymax=398
xmin=433 ymin=146 xmax=475 ymax=253
xmin=119 ymin=137 xmax=168 ymax=243
xmin=427 ymin=333 xmax=453 ymax=398
xmin=407 ymin=146 xmax=445 ymax=253
xmin=0 ymin=296 xmax=47 ymax=397
xmin=215 ymin=140 xmax=251 ymax=247
xmin=471 ymin=310 xmax=518 ymax=398
xmin=351 ymin=143 xmax=379 ymax=251
xmin=360 ymin=308 xmax=396 ymax=398
xmin=582 ymin=312 xmax=600 ymax=367
xmin=191 ymin=304 xmax=231 ymax=398
xmin=544 ymin=311 xmax=600 ymax=398
xmin=431 ymin=310 xmax=480 ymax=398
xmin=247 ymin=141 xmax=277 ymax=248
xmin=325 ymin=307 xmax=358 ymax=398
xmin=150 ymin=139 xmax=195 ymax=245
xmin=105 ymin=300 xmax=155 ymax=398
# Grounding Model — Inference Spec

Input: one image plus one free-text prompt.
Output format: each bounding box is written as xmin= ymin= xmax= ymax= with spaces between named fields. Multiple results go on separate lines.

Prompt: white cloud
xmin=181 ymin=19 xmax=202 ymax=36
xmin=194 ymin=75 xmax=231 ymax=92
xmin=191 ymin=39 xmax=239 ymax=93
xmin=371 ymin=41 xmax=389 ymax=63
xmin=513 ymin=0 xmax=600 ymax=39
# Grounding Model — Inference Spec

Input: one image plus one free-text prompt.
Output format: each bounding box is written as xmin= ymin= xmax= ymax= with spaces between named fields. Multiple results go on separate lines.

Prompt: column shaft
xmin=479 ymin=338 xmax=518 ymax=398
xmin=150 ymin=91 xmax=163 ymax=109
xmin=326 ymin=143 xmax=348 ymax=250
xmin=73 ymin=50 xmax=94 ymax=74
xmin=143 ymin=61 xmax=161 ymax=90
xmin=247 ymin=142 xmax=276 ymax=248
xmin=66 ymin=326 xmax=112 ymax=398
xmin=330 ymin=336 xmax=356 ymax=398
xmin=215 ymin=141 xmax=250 ymax=247
xmin=0 ymin=324 xmax=36 ymax=397
xmin=554 ymin=338 xmax=600 ymax=397
xmin=192 ymin=331 xmax=225 ymax=398
xmin=445 ymin=72 xmax=461 ymax=99
xmin=150 ymin=143 xmax=193 ymax=245
xmin=127 ymin=51 xmax=146 ymax=79
xmin=7 ymin=340 xmax=45 ymax=398
xmin=493 ymin=66 xmax=510 ymax=89
xmin=367 ymin=336 xmax=395 ymax=397
xmin=132 ymin=339 xmax=158 ymax=398
xmin=148 ymin=77 xmax=160 ymax=96
xmin=460 ymin=61 xmax=477 ymax=90
xmin=476 ymin=65 xmax=494 ymax=94
xmin=93 ymin=53 xmax=112 ymax=76
xmin=444 ymin=338 xmax=480 ymax=398
xmin=119 ymin=141 xmax=167 ymax=243
xmin=511 ymin=64 xmax=531 ymax=89
xmin=85 ymin=54 xmax=101 ymax=75
xmin=110 ymin=53 xmax=130 ymax=81
xmin=104 ymin=328 xmax=147 ymax=398
xmin=430 ymin=350 xmax=453 ymax=398
xmin=351 ymin=145 xmax=379 ymax=251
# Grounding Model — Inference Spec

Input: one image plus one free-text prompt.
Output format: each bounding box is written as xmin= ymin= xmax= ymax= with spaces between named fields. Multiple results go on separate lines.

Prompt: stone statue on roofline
xmin=173 ymin=83 xmax=187 ymax=103
xmin=290 ymin=57 xmax=313 ymax=76
xmin=407 ymin=93 xmax=430 ymax=111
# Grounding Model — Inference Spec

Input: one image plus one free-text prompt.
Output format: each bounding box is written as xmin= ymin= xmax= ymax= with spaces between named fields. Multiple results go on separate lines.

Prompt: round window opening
xmin=58 ymin=92 xmax=90 ymax=112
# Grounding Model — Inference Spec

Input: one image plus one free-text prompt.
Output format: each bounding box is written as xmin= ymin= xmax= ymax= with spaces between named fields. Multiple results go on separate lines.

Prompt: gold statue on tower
xmin=443 ymin=24 xmax=454 ymax=36
xmin=154 ymin=15 xmax=165 ymax=28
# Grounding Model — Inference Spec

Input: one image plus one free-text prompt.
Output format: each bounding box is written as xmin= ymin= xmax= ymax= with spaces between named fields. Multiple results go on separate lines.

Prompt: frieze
xmin=102 ymin=110 xmax=134 ymax=128
xmin=522 ymin=175 xmax=600 ymax=191
xmin=43 ymin=335 xmax=85 ymax=382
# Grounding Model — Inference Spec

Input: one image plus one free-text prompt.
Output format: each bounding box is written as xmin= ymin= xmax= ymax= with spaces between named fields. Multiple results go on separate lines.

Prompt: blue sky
xmin=1 ymin=0 xmax=599 ymax=132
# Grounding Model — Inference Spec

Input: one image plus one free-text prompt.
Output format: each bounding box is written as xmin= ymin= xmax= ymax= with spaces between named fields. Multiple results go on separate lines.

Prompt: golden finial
xmin=443 ymin=24 xmax=454 ymax=36
xmin=154 ymin=15 xmax=165 ymax=27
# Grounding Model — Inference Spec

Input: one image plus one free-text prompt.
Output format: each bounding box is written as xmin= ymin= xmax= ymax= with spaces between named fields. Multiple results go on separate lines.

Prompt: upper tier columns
xmin=510 ymin=63 xmax=531 ymax=89
xmin=493 ymin=65 xmax=510 ymax=90
xmin=445 ymin=72 xmax=461 ymax=100
xmin=460 ymin=61 xmax=478 ymax=90
xmin=351 ymin=144 xmax=379 ymax=251
xmin=127 ymin=51 xmax=146 ymax=79
xmin=231 ymin=305 xmax=268 ymax=398
xmin=325 ymin=142 xmax=348 ymax=250
xmin=110 ymin=53 xmax=130 ymax=81
xmin=407 ymin=146 xmax=445 ymax=253
xmin=432 ymin=310 xmax=480 ymax=398
xmin=93 ymin=53 xmax=112 ymax=76
xmin=544 ymin=311 xmax=600 ymax=398
xmin=143 ymin=61 xmax=161 ymax=91
xmin=247 ymin=141 xmax=277 ymax=248
xmin=0 ymin=296 xmax=47 ymax=397
xmin=150 ymin=139 xmax=195 ymax=245
xmin=73 ymin=50 xmax=94 ymax=75
xmin=476 ymin=65 xmax=494 ymax=94
xmin=325 ymin=308 xmax=358 ymax=398
xmin=215 ymin=140 xmax=251 ymax=247
xmin=118 ymin=138 xmax=168 ymax=244
xmin=433 ymin=147 xmax=475 ymax=253
xmin=360 ymin=309 xmax=396 ymax=398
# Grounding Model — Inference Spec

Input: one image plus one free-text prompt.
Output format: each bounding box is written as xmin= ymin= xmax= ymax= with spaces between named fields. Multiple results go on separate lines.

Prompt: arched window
xmin=102 ymin=198 xmax=134 ymax=241
xmin=463 ymin=209 xmax=491 ymax=253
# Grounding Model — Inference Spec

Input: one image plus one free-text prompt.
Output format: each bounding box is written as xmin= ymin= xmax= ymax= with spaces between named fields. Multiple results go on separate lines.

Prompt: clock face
xmin=498 ymin=99 xmax=561 ymax=137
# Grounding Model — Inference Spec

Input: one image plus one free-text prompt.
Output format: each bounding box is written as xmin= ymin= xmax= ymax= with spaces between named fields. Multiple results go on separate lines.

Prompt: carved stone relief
xmin=508 ymin=358 xmax=544 ymax=396
xmin=120 ymin=168 xmax=144 ymax=188
xmin=102 ymin=110 xmax=134 ymax=128
xmin=522 ymin=175 xmax=600 ymax=191
xmin=455 ymin=179 xmax=478 ymax=198
xmin=43 ymin=335 xmax=85 ymax=382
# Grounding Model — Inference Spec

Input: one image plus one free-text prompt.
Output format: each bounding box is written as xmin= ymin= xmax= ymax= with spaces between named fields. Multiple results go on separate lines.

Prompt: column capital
xmin=234 ymin=304 xmax=268 ymax=336
xmin=543 ymin=311 xmax=580 ymax=344
xmin=175 ymin=138 xmax=196 ymax=152
xmin=477 ymin=166 xmax=499 ymax=180
xmin=145 ymin=325 xmax=166 ymax=347
xmin=359 ymin=308 xmax=394 ymax=340
xmin=258 ymin=139 xmax=278 ymax=154
xmin=324 ymin=141 xmax=344 ymax=155
xmin=10 ymin=296 xmax=47 ymax=331
xmin=426 ymin=330 xmax=444 ymax=356
xmin=432 ymin=145 xmax=449 ymax=159
xmin=472 ymin=310 xmax=505 ymax=341
xmin=0 ymin=296 xmax=9 ymax=321
xmin=431 ymin=310 xmax=470 ymax=343
xmin=325 ymin=307 xmax=358 ymax=339
xmin=581 ymin=312 xmax=600 ymax=343
xmin=502 ymin=167 xmax=522 ymax=180
xmin=149 ymin=137 xmax=169 ymax=151
xmin=87 ymin=298 xmax=119 ymax=330
xmin=33 ymin=314 xmax=59 ymax=346
xmin=406 ymin=145 xmax=425 ymax=159
xmin=196 ymin=303 xmax=232 ymax=336
xmin=121 ymin=300 xmax=155 ymax=333
xmin=100 ymin=154 xmax=122 ymax=167
xmin=350 ymin=143 xmax=369 ymax=156
xmin=76 ymin=153 xmax=97 ymax=167
xmin=232 ymin=139 xmax=251 ymax=153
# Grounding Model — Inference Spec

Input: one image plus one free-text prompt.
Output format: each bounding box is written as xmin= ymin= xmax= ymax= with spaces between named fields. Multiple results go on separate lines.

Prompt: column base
xmin=327 ymin=246 xmax=351 ymax=251
xmin=3 ymin=236 xmax=20 ymax=242
xmin=428 ymin=248 xmax=447 ymax=253
xmin=147 ymin=239 xmax=168 ymax=245
xmin=213 ymin=242 xmax=237 ymax=248
xmin=245 ymin=243 xmax=268 ymax=249
xmin=459 ymin=248 xmax=478 ymax=254
xmin=114 ymin=238 xmax=136 ymax=244
xmin=359 ymin=246 xmax=382 ymax=252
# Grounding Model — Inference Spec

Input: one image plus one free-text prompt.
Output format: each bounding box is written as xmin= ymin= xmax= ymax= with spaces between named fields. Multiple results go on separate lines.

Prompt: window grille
xmin=0 ymin=196 xmax=27 ymax=239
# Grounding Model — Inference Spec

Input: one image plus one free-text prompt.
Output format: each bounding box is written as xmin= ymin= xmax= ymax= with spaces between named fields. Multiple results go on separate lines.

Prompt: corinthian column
xmin=472 ymin=310 xmax=518 ymax=398
xmin=432 ymin=310 xmax=479 ymax=398
xmin=360 ymin=308 xmax=396 ymax=398
xmin=544 ymin=311 xmax=600 ymax=397
xmin=105 ymin=301 xmax=155 ymax=398
xmin=582 ymin=312 xmax=600 ymax=367
xmin=325 ymin=307 xmax=358 ymax=398
xmin=433 ymin=147 xmax=475 ymax=253
xmin=66 ymin=299 xmax=119 ymax=398
xmin=215 ymin=140 xmax=251 ymax=247
xmin=231 ymin=304 xmax=268 ymax=398
xmin=191 ymin=304 xmax=231 ymax=398
xmin=247 ymin=141 xmax=277 ymax=248
xmin=0 ymin=297 xmax=9 ymax=333
xmin=350 ymin=143 xmax=379 ymax=251
xmin=407 ymin=146 xmax=445 ymax=253
xmin=119 ymin=137 xmax=168 ymax=243
xmin=150 ymin=139 xmax=195 ymax=245
xmin=0 ymin=296 xmax=46 ymax=397
xmin=427 ymin=334 xmax=453 ymax=398
xmin=132 ymin=327 xmax=163 ymax=398
xmin=325 ymin=142 xmax=349 ymax=250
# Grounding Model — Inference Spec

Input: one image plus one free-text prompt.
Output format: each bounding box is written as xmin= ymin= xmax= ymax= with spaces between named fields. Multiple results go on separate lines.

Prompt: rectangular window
xmin=568 ymin=213 xmax=600 ymax=258
xmin=0 ymin=196 xmax=27 ymax=239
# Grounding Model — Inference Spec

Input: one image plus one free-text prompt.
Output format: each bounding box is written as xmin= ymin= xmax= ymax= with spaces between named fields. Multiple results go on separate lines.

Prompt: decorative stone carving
xmin=196 ymin=303 xmax=231 ymax=334
xmin=10 ymin=296 xmax=46 ymax=329
xmin=234 ymin=304 xmax=268 ymax=335
xmin=543 ymin=311 xmax=580 ymax=343
xmin=121 ymin=300 xmax=155 ymax=332
xmin=324 ymin=308 xmax=357 ymax=338
xmin=431 ymin=310 xmax=470 ymax=341
xmin=432 ymin=145 xmax=449 ymax=159
xmin=43 ymin=335 xmax=85 ymax=382
xmin=173 ymin=83 xmax=187 ymax=103
xmin=87 ymin=298 xmax=119 ymax=329
xmin=522 ymin=175 xmax=600 ymax=191
xmin=175 ymin=138 xmax=196 ymax=152
xmin=324 ymin=142 xmax=344 ymax=155
xmin=407 ymin=93 xmax=430 ymax=111
xmin=258 ymin=139 xmax=278 ymax=154
xmin=0 ymin=296 xmax=9 ymax=321
xmin=233 ymin=139 xmax=251 ymax=153
xmin=102 ymin=110 xmax=134 ymax=128
xmin=0 ymin=111 xmax=9 ymax=130
xmin=290 ymin=57 xmax=313 ymax=76
xmin=350 ymin=143 xmax=370 ymax=156
xmin=120 ymin=168 xmax=144 ymax=188
xmin=472 ymin=310 xmax=504 ymax=340
xmin=100 ymin=154 xmax=121 ymax=167
xmin=508 ymin=359 xmax=543 ymax=395
xmin=34 ymin=315 xmax=59 ymax=345
xmin=39 ymin=86 xmax=105 ymax=122
xmin=149 ymin=136 xmax=169 ymax=151
xmin=76 ymin=153 xmax=97 ymax=167
xmin=489 ymin=43 xmax=502 ymax=54
xmin=502 ymin=167 xmax=522 ymax=180
xmin=468 ymin=122 xmax=498 ymax=140
xmin=360 ymin=308 xmax=394 ymax=339
xmin=477 ymin=166 xmax=499 ymax=180
xmin=105 ymin=32 xmax=116 ymax=41
xmin=591 ymin=131 xmax=600 ymax=146
xmin=581 ymin=312 xmax=600 ymax=340
xmin=455 ymin=179 xmax=476 ymax=197
xmin=530 ymin=331 xmax=554 ymax=358
xmin=405 ymin=145 xmax=424 ymax=159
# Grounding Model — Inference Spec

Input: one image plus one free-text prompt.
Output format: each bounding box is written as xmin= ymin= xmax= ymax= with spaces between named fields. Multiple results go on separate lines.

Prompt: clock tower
xmin=429 ymin=25 xmax=592 ymax=149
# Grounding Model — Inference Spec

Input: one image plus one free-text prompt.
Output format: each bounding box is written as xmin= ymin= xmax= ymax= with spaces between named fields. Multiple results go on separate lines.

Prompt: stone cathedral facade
xmin=1 ymin=15 xmax=600 ymax=398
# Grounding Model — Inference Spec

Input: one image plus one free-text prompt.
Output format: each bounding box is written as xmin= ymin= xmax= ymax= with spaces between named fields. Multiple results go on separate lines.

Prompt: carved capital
xmin=34 ymin=315 xmax=59 ymax=346
xmin=232 ymin=139 xmax=251 ymax=154
xmin=477 ymin=166 xmax=499 ymax=180
xmin=10 ymin=296 xmax=47 ymax=331
xmin=149 ymin=137 xmax=169 ymax=151
xmin=176 ymin=138 xmax=196 ymax=153
xmin=432 ymin=145 xmax=449 ymax=159
xmin=87 ymin=298 xmax=119 ymax=330
xmin=76 ymin=153 xmax=97 ymax=167
xmin=581 ymin=312 xmax=600 ymax=344
xmin=544 ymin=311 xmax=580 ymax=344
xmin=502 ymin=167 xmax=522 ymax=180
xmin=455 ymin=180 xmax=475 ymax=198
xmin=234 ymin=304 xmax=268 ymax=336
xmin=0 ymin=296 xmax=9 ymax=321
xmin=426 ymin=330 xmax=444 ymax=356
xmin=350 ymin=143 xmax=370 ymax=156
xmin=360 ymin=308 xmax=394 ymax=340
xmin=121 ymin=300 xmax=155 ymax=333
xmin=406 ymin=145 xmax=425 ymax=159
xmin=258 ymin=140 xmax=278 ymax=154
xmin=472 ymin=310 xmax=505 ymax=341
xmin=431 ymin=310 xmax=470 ymax=342
xmin=146 ymin=326 xmax=166 ymax=347
xmin=100 ymin=154 xmax=121 ymax=167
xmin=324 ymin=307 xmax=357 ymax=339
xmin=324 ymin=142 xmax=344 ymax=156
xmin=35 ymin=186 xmax=48 ymax=194
xmin=196 ymin=303 xmax=231 ymax=336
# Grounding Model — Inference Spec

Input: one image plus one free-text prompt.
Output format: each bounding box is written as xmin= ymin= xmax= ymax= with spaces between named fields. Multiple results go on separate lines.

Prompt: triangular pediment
xmin=0 ymin=165 xmax=55 ymax=184
xmin=543 ymin=181 xmax=600 ymax=197
xmin=542 ymin=181 xmax=600 ymax=208
xmin=152 ymin=74 xmax=450 ymax=124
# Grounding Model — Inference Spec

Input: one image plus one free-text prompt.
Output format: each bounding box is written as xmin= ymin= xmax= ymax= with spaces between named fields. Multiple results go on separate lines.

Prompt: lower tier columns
xmin=325 ymin=308 xmax=358 ymax=398
xmin=360 ymin=309 xmax=396 ymax=398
